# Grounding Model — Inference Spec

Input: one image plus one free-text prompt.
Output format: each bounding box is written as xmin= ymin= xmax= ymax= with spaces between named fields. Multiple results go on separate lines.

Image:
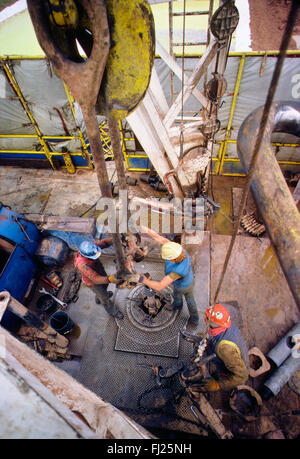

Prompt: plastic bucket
xmin=50 ymin=311 xmax=74 ymax=335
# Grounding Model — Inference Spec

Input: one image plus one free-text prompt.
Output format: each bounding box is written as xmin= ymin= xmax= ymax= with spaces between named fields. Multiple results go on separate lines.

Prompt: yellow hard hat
xmin=161 ymin=242 xmax=183 ymax=260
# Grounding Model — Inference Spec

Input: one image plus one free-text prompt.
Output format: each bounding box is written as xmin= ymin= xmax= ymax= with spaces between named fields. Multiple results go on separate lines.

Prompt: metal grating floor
xmin=65 ymin=237 xmax=212 ymax=437
xmin=115 ymin=285 xmax=189 ymax=357
xmin=74 ymin=257 xmax=205 ymax=434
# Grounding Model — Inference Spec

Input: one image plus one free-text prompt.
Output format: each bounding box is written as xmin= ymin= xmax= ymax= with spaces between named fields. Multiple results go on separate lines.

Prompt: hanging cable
xmin=179 ymin=0 xmax=187 ymax=160
xmin=204 ymin=0 xmax=300 ymax=337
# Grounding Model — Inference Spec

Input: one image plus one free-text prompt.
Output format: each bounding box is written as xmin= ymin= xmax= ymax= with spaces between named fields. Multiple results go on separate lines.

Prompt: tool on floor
xmin=40 ymin=276 xmax=59 ymax=291
xmin=39 ymin=288 xmax=67 ymax=309
xmin=139 ymin=173 xmax=168 ymax=192
xmin=45 ymin=271 xmax=63 ymax=288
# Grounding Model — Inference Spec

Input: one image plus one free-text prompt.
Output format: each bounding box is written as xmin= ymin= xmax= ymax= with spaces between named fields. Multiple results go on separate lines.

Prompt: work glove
xmin=108 ymin=274 xmax=123 ymax=284
xmin=187 ymin=379 xmax=220 ymax=397
xmin=180 ymin=365 xmax=203 ymax=383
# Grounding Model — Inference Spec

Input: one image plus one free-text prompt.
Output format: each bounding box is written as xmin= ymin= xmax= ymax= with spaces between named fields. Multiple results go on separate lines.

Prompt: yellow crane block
xmin=96 ymin=0 xmax=155 ymax=120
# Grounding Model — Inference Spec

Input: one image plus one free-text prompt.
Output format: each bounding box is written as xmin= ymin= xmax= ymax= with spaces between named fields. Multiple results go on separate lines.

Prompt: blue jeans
xmin=172 ymin=280 xmax=199 ymax=319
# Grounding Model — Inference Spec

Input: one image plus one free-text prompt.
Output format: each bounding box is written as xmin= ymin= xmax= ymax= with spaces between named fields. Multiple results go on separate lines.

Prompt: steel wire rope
xmin=179 ymin=0 xmax=187 ymax=161
xmin=205 ymin=0 xmax=300 ymax=336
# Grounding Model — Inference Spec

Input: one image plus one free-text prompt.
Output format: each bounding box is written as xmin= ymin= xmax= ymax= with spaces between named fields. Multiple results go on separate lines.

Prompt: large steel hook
xmin=27 ymin=0 xmax=154 ymax=278
xmin=237 ymin=101 xmax=300 ymax=309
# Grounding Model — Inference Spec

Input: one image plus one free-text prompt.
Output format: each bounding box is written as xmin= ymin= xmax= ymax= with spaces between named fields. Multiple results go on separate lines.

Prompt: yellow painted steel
xmin=2 ymin=50 xmax=300 ymax=62
xmin=48 ymin=0 xmax=78 ymax=28
xmin=99 ymin=121 xmax=113 ymax=157
xmin=0 ymin=150 xmax=43 ymax=154
xmin=119 ymin=120 xmax=130 ymax=169
xmin=96 ymin=0 xmax=155 ymax=120
xmin=0 ymin=53 xmax=299 ymax=174
xmin=217 ymin=55 xmax=245 ymax=175
xmin=0 ymin=135 xmax=39 ymax=138
xmin=62 ymin=150 xmax=76 ymax=174
xmin=0 ymin=135 xmax=73 ymax=140
xmin=2 ymin=62 xmax=55 ymax=169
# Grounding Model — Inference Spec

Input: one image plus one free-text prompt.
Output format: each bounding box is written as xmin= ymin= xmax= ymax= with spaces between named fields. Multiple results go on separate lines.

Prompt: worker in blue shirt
xmin=139 ymin=226 xmax=199 ymax=325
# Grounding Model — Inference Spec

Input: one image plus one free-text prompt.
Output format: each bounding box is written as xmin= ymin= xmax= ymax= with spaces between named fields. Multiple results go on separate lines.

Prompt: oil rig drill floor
xmin=1 ymin=166 xmax=300 ymax=438
xmin=53 ymin=237 xmax=212 ymax=438
xmin=54 ymin=234 xmax=300 ymax=439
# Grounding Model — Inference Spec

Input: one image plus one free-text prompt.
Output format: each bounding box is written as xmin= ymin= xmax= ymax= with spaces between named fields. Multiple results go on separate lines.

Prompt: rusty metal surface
xmin=237 ymin=101 xmax=300 ymax=310
xmin=27 ymin=0 xmax=155 ymax=279
xmin=0 ymin=290 xmax=69 ymax=350
xmin=108 ymin=117 xmax=127 ymax=191
xmin=27 ymin=0 xmax=110 ymax=112
xmin=27 ymin=0 xmax=131 ymax=277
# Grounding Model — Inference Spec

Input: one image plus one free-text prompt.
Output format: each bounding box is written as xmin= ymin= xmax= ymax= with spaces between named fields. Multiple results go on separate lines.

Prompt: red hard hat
xmin=205 ymin=304 xmax=231 ymax=328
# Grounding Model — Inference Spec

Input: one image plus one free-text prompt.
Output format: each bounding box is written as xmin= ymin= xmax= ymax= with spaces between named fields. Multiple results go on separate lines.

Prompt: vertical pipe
xmin=107 ymin=117 xmax=127 ymax=191
xmin=63 ymin=82 xmax=93 ymax=169
xmin=82 ymin=107 xmax=129 ymax=277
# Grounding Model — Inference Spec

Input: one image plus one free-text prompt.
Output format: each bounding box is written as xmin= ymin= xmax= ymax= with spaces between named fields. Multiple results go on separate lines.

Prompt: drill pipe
xmin=237 ymin=101 xmax=300 ymax=310
xmin=267 ymin=320 xmax=300 ymax=368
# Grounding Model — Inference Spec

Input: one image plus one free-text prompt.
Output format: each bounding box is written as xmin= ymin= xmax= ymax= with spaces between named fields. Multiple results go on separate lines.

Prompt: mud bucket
xmin=50 ymin=311 xmax=74 ymax=335
xmin=229 ymin=385 xmax=262 ymax=421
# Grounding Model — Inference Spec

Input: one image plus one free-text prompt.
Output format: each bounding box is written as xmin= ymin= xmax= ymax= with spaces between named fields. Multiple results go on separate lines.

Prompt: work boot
xmin=181 ymin=365 xmax=203 ymax=383
xmin=95 ymin=291 xmax=113 ymax=304
xmin=165 ymin=304 xmax=182 ymax=312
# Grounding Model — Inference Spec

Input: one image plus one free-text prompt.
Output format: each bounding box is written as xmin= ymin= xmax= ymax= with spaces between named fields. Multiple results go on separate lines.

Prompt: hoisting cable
xmin=204 ymin=0 xmax=300 ymax=336
xmin=179 ymin=0 xmax=187 ymax=161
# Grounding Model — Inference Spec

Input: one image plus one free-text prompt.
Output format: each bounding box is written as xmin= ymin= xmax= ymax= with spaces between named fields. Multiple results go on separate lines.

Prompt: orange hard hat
xmin=205 ymin=304 xmax=231 ymax=328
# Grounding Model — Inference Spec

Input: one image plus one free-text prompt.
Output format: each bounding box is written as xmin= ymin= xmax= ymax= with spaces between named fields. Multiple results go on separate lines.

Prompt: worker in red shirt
xmin=74 ymin=238 xmax=124 ymax=319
